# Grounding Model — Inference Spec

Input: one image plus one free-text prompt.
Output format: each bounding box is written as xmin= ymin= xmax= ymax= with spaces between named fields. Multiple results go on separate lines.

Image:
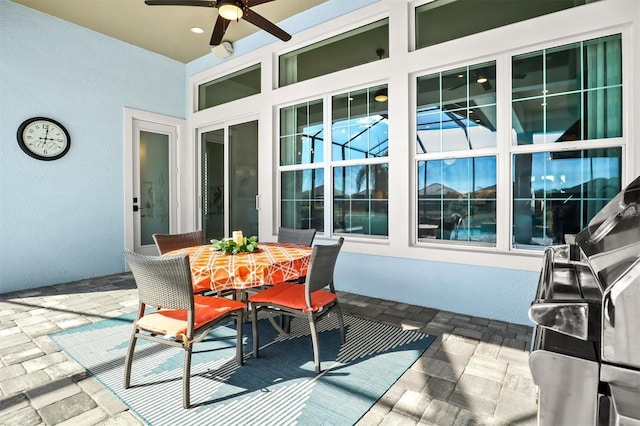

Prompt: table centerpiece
xmin=210 ymin=230 xmax=259 ymax=255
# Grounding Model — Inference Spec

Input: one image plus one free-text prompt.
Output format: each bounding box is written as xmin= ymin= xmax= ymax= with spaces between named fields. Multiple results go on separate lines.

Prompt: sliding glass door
xmin=200 ymin=120 xmax=258 ymax=241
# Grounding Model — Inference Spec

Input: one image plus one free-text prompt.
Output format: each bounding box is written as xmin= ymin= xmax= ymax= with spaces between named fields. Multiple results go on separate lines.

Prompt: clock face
xmin=17 ymin=117 xmax=71 ymax=161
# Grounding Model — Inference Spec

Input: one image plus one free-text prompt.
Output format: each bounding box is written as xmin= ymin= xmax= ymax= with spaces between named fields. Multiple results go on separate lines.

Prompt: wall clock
xmin=17 ymin=117 xmax=71 ymax=161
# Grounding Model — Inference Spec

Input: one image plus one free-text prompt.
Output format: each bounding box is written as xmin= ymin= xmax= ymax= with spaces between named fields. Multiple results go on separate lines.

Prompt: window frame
xmin=413 ymin=59 xmax=501 ymax=248
xmin=277 ymin=81 xmax=391 ymax=240
xmin=277 ymin=18 xmax=390 ymax=88
xmin=411 ymin=29 xmax=628 ymax=253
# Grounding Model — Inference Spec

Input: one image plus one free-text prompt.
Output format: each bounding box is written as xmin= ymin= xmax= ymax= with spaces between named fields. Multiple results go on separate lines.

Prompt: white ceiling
xmin=10 ymin=0 xmax=327 ymax=63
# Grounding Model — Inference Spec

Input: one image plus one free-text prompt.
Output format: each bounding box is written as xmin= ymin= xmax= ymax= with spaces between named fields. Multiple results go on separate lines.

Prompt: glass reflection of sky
xmin=523 ymin=151 xmax=620 ymax=193
xmin=297 ymin=124 xmax=323 ymax=164
xmin=334 ymin=164 xmax=388 ymax=197
xmin=294 ymin=115 xmax=389 ymax=196
xmin=418 ymin=156 xmax=496 ymax=195
xmin=416 ymin=151 xmax=619 ymax=196
xmin=331 ymin=116 xmax=389 ymax=160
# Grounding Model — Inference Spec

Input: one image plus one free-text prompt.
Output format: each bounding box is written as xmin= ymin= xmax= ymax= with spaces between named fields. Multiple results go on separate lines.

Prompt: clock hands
xmin=32 ymin=127 xmax=63 ymax=155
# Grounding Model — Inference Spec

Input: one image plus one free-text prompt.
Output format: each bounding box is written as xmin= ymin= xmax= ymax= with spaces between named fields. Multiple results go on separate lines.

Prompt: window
xmin=512 ymin=34 xmax=623 ymax=248
xmin=198 ymin=64 xmax=260 ymax=111
xmin=280 ymin=100 xmax=324 ymax=230
xmin=418 ymin=157 xmax=496 ymax=243
xmin=278 ymin=84 xmax=389 ymax=238
xmin=332 ymin=85 xmax=389 ymax=237
xmin=281 ymin=169 xmax=324 ymax=231
xmin=415 ymin=32 xmax=623 ymax=250
xmin=279 ymin=19 xmax=389 ymax=87
xmin=513 ymin=149 xmax=622 ymax=248
xmin=416 ymin=61 xmax=498 ymax=245
xmin=415 ymin=0 xmax=598 ymax=50
xmin=512 ymin=34 xmax=622 ymax=145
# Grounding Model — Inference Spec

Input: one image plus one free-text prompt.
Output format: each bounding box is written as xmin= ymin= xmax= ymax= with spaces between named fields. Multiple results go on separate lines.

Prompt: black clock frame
xmin=17 ymin=116 xmax=71 ymax=161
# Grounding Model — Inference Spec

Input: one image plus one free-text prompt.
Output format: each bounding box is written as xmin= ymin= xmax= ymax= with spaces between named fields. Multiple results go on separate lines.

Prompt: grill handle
xmin=604 ymin=292 xmax=615 ymax=327
xmin=535 ymin=247 xmax=555 ymax=300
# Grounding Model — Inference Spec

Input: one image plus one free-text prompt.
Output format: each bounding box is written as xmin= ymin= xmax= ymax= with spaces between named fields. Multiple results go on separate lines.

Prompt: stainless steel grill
xmin=529 ymin=175 xmax=640 ymax=426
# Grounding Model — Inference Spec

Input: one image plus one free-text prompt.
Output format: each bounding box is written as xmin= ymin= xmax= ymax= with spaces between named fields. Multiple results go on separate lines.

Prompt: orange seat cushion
xmin=248 ymin=282 xmax=337 ymax=312
xmin=136 ymin=296 xmax=245 ymax=339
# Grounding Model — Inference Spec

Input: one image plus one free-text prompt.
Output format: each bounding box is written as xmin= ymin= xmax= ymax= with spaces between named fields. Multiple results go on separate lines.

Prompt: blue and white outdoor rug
xmin=51 ymin=312 xmax=434 ymax=425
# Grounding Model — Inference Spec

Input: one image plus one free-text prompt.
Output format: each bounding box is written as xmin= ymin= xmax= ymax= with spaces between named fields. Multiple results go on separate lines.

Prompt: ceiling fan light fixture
xmin=218 ymin=0 xmax=243 ymax=20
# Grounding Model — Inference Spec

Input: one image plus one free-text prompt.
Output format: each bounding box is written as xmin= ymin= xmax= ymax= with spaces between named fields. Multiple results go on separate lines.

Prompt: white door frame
xmin=195 ymin=115 xmax=259 ymax=238
xmin=124 ymin=107 xmax=187 ymax=252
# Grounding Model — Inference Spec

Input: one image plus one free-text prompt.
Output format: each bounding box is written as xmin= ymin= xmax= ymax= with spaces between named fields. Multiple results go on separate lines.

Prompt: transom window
xmin=197 ymin=64 xmax=261 ymax=111
xmin=279 ymin=19 xmax=389 ymax=87
xmin=415 ymin=0 xmax=599 ymax=50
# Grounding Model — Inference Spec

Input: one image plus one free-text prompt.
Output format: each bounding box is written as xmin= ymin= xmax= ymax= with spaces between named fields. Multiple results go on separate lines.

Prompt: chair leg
xmin=282 ymin=315 xmax=292 ymax=333
xmin=308 ymin=313 xmax=321 ymax=374
xmin=123 ymin=330 xmax=138 ymax=388
xmin=236 ymin=310 xmax=244 ymax=365
xmin=334 ymin=303 xmax=346 ymax=344
xmin=251 ymin=304 xmax=260 ymax=358
xmin=183 ymin=346 xmax=192 ymax=409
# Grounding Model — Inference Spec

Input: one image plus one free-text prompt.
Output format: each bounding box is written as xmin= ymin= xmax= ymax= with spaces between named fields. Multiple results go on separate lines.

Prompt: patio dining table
xmin=164 ymin=242 xmax=313 ymax=296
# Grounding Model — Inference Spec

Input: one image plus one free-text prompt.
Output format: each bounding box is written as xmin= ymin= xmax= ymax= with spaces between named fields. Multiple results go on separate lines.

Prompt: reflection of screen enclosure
xmin=417 ymin=157 xmax=496 ymax=243
xmin=513 ymin=149 xmax=621 ymax=247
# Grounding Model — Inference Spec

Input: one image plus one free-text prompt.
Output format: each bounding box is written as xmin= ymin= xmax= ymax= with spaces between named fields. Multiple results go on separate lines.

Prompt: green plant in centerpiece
xmin=210 ymin=236 xmax=259 ymax=255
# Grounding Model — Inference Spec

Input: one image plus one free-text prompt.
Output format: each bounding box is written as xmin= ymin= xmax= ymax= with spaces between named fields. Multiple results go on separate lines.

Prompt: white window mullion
xmin=497 ymin=53 xmax=513 ymax=252
xmin=324 ymin=94 xmax=333 ymax=237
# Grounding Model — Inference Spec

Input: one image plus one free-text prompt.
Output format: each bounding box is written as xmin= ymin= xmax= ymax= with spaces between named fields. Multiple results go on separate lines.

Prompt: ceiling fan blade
xmin=246 ymin=0 xmax=276 ymax=6
xmin=145 ymin=0 xmax=216 ymax=6
xmin=210 ymin=15 xmax=230 ymax=46
xmin=242 ymin=9 xmax=291 ymax=42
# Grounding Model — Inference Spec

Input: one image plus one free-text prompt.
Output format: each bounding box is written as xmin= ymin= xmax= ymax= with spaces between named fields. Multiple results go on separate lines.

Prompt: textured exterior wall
xmin=336 ymin=253 xmax=537 ymax=325
xmin=0 ymin=1 xmax=185 ymax=293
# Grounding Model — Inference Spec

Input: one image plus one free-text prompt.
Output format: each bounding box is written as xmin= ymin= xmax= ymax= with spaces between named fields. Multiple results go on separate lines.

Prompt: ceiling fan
xmin=144 ymin=0 xmax=292 ymax=46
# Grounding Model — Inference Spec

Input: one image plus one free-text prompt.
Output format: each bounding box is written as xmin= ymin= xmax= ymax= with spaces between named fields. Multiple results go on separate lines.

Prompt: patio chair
xmin=248 ymin=237 xmax=345 ymax=373
xmin=277 ymin=227 xmax=317 ymax=247
xmin=152 ymin=230 xmax=211 ymax=294
xmin=152 ymin=230 xmax=204 ymax=254
xmin=278 ymin=227 xmax=316 ymax=285
xmin=123 ymin=250 xmax=246 ymax=408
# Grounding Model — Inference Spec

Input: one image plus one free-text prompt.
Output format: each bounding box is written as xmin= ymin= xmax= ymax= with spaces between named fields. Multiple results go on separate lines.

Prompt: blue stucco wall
xmin=336 ymin=253 xmax=537 ymax=325
xmin=0 ymin=0 xmax=185 ymax=293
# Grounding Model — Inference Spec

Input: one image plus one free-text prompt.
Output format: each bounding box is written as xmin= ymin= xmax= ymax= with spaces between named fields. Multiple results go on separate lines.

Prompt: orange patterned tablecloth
xmin=165 ymin=242 xmax=313 ymax=293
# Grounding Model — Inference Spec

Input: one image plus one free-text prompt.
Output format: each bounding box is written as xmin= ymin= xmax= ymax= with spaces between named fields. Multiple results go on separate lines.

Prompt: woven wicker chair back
xmin=152 ymin=230 xmax=204 ymax=255
xmin=277 ymin=227 xmax=317 ymax=247
xmin=124 ymin=250 xmax=194 ymax=311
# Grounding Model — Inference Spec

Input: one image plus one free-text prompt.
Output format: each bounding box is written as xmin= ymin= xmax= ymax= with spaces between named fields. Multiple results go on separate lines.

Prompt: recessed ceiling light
xmin=191 ymin=27 xmax=205 ymax=34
